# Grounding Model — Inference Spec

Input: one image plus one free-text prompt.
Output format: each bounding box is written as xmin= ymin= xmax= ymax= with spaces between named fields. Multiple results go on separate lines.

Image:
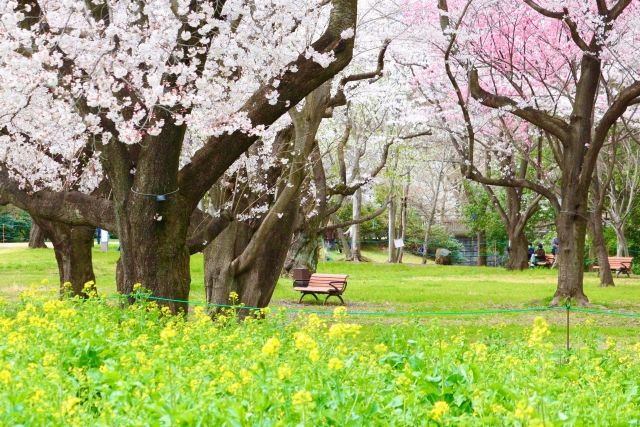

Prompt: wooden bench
xmin=293 ymin=273 xmax=348 ymax=305
xmin=533 ymin=254 xmax=554 ymax=268
xmin=593 ymin=256 xmax=633 ymax=278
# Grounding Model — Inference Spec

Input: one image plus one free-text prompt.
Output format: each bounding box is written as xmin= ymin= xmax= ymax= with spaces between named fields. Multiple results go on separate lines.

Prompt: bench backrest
xmin=309 ymin=274 xmax=348 ymax=291
xmin=607 ymin=256 xmax=633 ymax=268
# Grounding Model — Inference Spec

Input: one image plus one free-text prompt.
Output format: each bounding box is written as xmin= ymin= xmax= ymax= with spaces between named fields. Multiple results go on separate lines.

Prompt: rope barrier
xmin=101 ymin=293 xmax=640 ymax=318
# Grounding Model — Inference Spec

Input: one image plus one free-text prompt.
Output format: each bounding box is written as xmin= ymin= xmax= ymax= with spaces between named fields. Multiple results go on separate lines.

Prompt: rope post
xmin=565 ymin=301 xmax=571 ymax=352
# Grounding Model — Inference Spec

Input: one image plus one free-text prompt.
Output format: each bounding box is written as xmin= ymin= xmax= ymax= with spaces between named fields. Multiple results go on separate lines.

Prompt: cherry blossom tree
xmin=0 ymin=0 xmax=358 ymax=311
xmin=407 ymin=0 xmax=640 ymax=305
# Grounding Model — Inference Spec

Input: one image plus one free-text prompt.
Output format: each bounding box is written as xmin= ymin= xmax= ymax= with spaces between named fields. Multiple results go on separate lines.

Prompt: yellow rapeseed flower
xmin=0 ymin=369 xmax=11 ymax=385
xmin=328 ymin=357 xmax=343 ymax=370
xmin=292 ymin=390 xmax=313 ymax=406
xmin=278 ymin=364 xmax=292 ymax=380
xmin=514 ymin=399 xmax=534 ymax=419
xmin=430 ymin=401 xmax=450 ymax=421
xmin=61 ymin=396 xmax=81 ymax=415
xmin=261 ymin=337 xmax=281 ymax=356
xmin=160 ymin=325 xmax=177 ymax=341
xmin=374 ymin=343 xmax=388 ymax=354
xmin=528 ymin=317 xmax=550 ymax=347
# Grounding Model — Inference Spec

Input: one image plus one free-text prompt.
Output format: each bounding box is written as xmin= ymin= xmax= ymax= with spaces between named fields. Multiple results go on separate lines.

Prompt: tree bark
xmin=204 ymin=201 xmax=298 ymax=311
xmin=284 ymin=229 xmax=323 ymax=273
xmin=614 ymin=225 xmax=629 ymax=257
xmin=589 ymin=210 xmax=615 ymax=287
xmin=350 ymin=188 xmax=363 ymax=261
xmin=28 ymin=222 xmax=47 ymax=249
xmin=552 ymin=210 xmax=589 ymax=306
xmin=35 ymin=218 xmax=96 ymax=297
xmin=388 ymin=197 xmax=397 ymax=263
xmin=506 ymin=227 xmax=529 ymax=270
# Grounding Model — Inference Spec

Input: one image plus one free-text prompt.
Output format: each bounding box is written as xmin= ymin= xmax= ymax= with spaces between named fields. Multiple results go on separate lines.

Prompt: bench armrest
xmin=293 ymin=279 xmax=310 ymax=288
xmin=328 ymin=280 xmax=347 ymax=293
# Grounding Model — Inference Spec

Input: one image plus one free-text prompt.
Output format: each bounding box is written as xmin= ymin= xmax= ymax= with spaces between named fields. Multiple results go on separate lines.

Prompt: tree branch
xmin=468 ymin=68 xmax=570 ymax=141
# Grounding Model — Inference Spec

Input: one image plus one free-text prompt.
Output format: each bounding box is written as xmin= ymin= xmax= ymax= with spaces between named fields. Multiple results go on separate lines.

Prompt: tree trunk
xmin=614 ymin=224 xmax=629 ymax=257
xmin=350 ymin=188 xmax=363 ymax=261
xmin=397 ymin=181 xmax=409 ymax=264
xmin=114 ymin=197 xmax=192 ymax=314
xmin=476 ymin=231 xmax=487 ymax=266
xmin=388 ymin=197 xmax=397 ymax=263
xmin=506 ymin=227 xmax=529 ymax=270
xmin=205 ymin=201 xmax=298 ymax=310
xmin=552 ymin=211 xmax=589 ymax=306
xmin=589 ymin=211 xmax=614 ymax=287
xmin=338 ymin=226 xmax=351 ymax=260
xmin=28 ymin=222 xmax=47 ymax=249
xmin=35 ymin=218 xmax=96 ymax=297
xmin=284 ymin=229 xmax=323 ymax=274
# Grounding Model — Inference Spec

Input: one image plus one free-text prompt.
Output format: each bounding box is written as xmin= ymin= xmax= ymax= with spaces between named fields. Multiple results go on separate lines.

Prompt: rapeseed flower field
xmin=0 ymin=290 xmax=639 ymax=425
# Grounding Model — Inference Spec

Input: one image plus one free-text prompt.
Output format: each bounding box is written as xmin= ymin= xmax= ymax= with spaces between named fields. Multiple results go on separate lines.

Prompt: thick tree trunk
xmin=590 ymin=212 xmax=614 ymax=287
xmin=113 ymin=189 xmax=192 ymax=314
xmin=476 ymin=231 xmax=487 ymax=266
xmin=205 ymin=202 xmax=298 ymax=310
xmin=552 ymin=211 xmax=589 ymax=306
xmin=28 ymin=222 xmax=47 ymax=248
xmin=614 ymin=224 xmax=629 ymax=257
xmin=506 ymin=227 xmax=529 ymax=270
xmin=35 ymin=219 xmax=96 ymax=297
xmin=284 ymin=229 xmax=322 ymax=274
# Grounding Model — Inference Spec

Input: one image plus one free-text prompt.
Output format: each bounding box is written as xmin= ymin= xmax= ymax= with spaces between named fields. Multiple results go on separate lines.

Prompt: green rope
xmin=93 ymin=293 xmax=640 ymax=318
xmin=567 ymin=307 xmax=640 ymax=318
xmin=100 ymin=293 xmax=569 ymax=317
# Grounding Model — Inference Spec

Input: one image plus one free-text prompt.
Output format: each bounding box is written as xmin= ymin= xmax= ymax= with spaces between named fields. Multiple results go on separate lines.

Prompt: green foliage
xmin=461 ymin=183 xmax=507 ymax=243
xmin=0 ymin=207 xmax=32 ymax=243
xmin=0 ymin=295 xmax=639 ymax=425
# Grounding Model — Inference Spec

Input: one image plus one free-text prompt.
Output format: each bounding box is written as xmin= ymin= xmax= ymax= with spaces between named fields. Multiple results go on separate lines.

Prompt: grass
xmin=2 ymin=244 xmax=640 ymax=339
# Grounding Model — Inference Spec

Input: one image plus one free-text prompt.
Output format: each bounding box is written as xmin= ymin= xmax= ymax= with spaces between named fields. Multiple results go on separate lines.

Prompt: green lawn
xmin=3 ymin=245 xmax=640 ymax=311
xmin=2 ymin=245 xmax=640 ymax=339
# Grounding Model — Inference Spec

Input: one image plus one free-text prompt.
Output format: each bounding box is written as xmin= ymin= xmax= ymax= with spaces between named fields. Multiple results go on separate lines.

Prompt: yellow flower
xmin=328 ymin=357 xmax=344 ymax=370
xmin=294 ymin=332 xmax=317 ymax=351
xmin=82 ymin=281 xmax=97 ymax=297
xmin=327 ymin=323 xmax=361 ymax=339
xmin=240 ymin=369 xmax=252 ymax=385
xmin=226 ymin=382 xmax=241 ymax=394
xmin=514 ymin=399 xmax=534 ymax=419
xmin=261 ymin=337 xmax=281 ymax=356
xmin=0 ymin=369 xmax=11 ymax=385
xmin=61 ymin=396 xmax=81 ymax=415
xmin=292 ymin=390 xmax=313 ymax=406
xmin=229 ymin=292 xmax=239 ymax=304
xmin=278 ymin=364 xmax=292 ymax=380
xmin=309 ymin=348 xmax=320 ymax=362
xmin=374 ymin=343 xmax=388 ymax=354
xmin=396 ymin=374 xmax=411 ymax=387
xmin=470 ymin=342 xmax=488 ymax=360
xmin=132 ymin=283 xmax=143 ymax=292
xmin=40 ymin=278 xmax=49 ymax=285
xmin=160 ymin=325 xmax=177 ymax=341
xmin=528 ymin=317 xmax=550 ymax=347
xmin=430 ymin=401 xmax=450 ymax=421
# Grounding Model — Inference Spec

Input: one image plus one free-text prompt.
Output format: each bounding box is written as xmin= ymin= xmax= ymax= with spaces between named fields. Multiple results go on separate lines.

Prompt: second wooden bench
xmin=593 ymin=256 xmax=633 ymax=278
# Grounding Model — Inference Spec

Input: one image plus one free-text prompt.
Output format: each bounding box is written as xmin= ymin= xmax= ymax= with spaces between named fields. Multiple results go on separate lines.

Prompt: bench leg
xmin=299 ymin=292 xmax=319 ymax=304
xmin=323 ymin=294 xmax=345 ymax=305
